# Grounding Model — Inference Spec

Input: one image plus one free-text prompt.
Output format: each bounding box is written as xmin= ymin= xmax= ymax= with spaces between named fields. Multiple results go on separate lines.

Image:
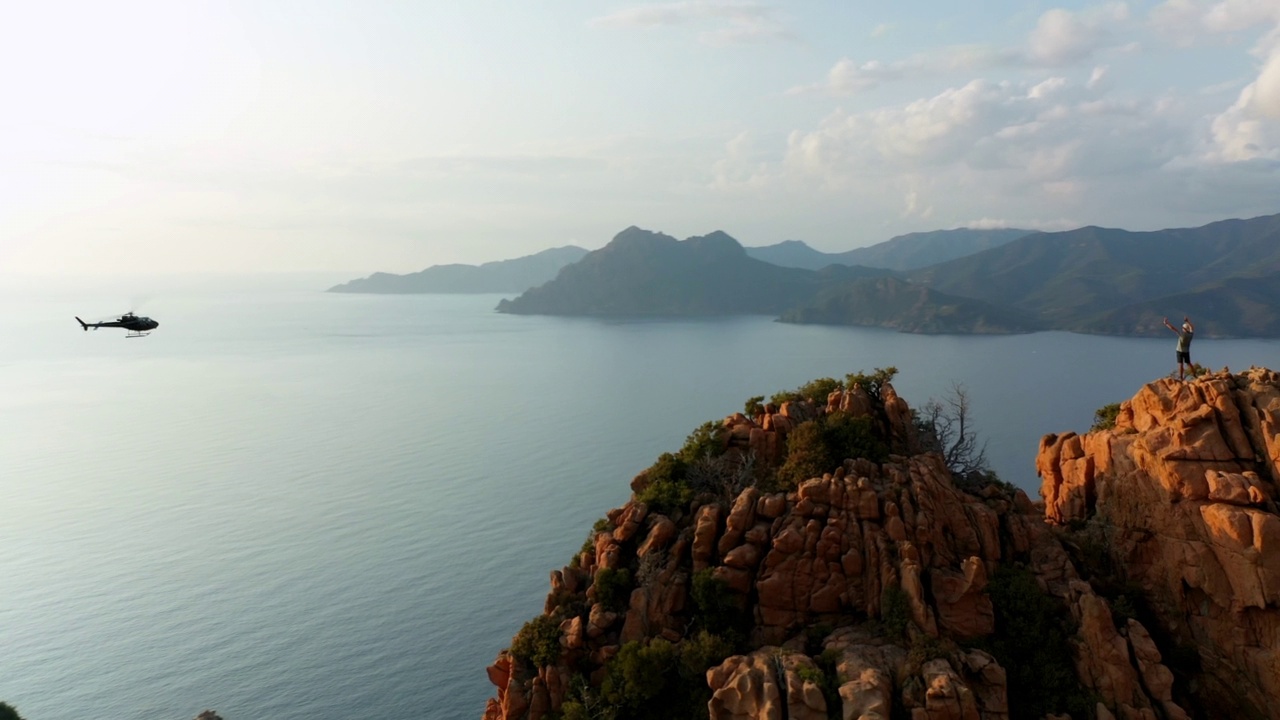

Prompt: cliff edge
xmin=1039 ymin=368 xmax=1280 ymax=719
xmin=483 ymin=368 xmax=1280 ymax=719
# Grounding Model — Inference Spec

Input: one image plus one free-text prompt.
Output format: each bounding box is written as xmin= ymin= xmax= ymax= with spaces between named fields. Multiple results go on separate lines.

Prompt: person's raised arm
xmin=1164 ymin=317 xmax=1176 ymax=332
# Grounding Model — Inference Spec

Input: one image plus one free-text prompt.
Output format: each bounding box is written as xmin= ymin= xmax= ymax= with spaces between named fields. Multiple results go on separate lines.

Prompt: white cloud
xmin=793 ymin=4 xmax=1134 ymax=96
xmin=589 ymin=1 xmax=794 ymax=45
xmin=1027 ymin=3 xmax=1130 ymax=65
xmin=1208 ymin=47 xmax=1280 ymax=160
xmin=710 ymin=131 xmax=773 ymax=191
xmin=1153 ymin=1 xmax=1280 ymax=159
xmin=713 ymin=73 xmax=1276 ymax=231
xmin=1150 ymin=0 xmax=1280 ymax=42
xmin=871 ymin=23 xmax=894 ymax=38
xmin=1087 ymin=65 xmax=1111 ymax=89
xmin=788 ymin=48 xmax=1013 ymax=96
xmin=902 ymin=188 xmax=935 ymax=219
xmin=964 ymin=216 xmax=1081 ymax=230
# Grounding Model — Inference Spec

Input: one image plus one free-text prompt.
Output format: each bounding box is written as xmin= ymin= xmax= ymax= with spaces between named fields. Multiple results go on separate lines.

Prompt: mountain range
xmin=908 ymin=213 xmax=1280 ymax=336
xmin=327 ymin=227 xmax=1031 ymax=295
xmin=330 ymin=212 xmax=1280 ymax=337
xmin=494 ymin=227 xmax=889 ymax=317
xmin=328 ymin=245 xmax=588 ymax=294
xmin=495 ymin=212 xmax=1280 ymax=337
xmin=746 ymin=227 xmax=1033 ymax=271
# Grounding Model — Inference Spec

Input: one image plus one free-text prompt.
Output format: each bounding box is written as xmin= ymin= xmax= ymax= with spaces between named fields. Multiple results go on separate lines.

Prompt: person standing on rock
xmin=1163 ymin=316 xmax=1194 ymax=380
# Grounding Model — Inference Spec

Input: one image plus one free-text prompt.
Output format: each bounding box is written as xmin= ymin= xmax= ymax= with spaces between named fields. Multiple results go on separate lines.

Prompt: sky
xmin=1 ymin=0 xmax=1278 ymax=276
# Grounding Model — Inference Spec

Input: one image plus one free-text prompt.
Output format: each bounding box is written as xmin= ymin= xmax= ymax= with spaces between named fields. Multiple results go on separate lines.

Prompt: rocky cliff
xmin=484 ymin=369 xmax=1280 ymax=720
xmin=1039 ymin=368 xmax=1280 ymax=719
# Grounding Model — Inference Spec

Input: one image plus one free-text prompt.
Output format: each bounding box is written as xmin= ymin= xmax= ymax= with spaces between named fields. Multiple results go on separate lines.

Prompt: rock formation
xmin=1040 ymin=368 xmax=1280 ymax=719
xmin=483 ymin=369 xmax=1280 ymax=720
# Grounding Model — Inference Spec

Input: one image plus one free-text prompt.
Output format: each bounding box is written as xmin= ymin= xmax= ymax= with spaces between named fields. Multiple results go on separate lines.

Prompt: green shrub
xmin=637 ymin=477 xmax=693 ymax=515
xmin=795 ymin=664 xmax=824 ymax=685
xmin=982 ymin=565 xmax=1095 ymax=719
xmin=678 ymin=630 xmax=735 ymax=680
xmin=769 ymin=389 xmax=800 ymax=406
xmin=601 ymin=640 xmax=679 ymax=718
xmin=797 ymin=377 xmax=842 ymax=404
xmin=803 ymin=622 xmax=834 ymax=656
xmin=744 ymin=395 xmax=765 ymax=419
xmin=905 ymin=635 xmax=950 ymax=675
xmin=880 ymin=585 xmax=912 ymax=640
xmin=844 ymin=367 xmax=898 ymax=401
xmin=814 ymin=648 xmax=843 ymax=713
xmin=766 ymin=377 xmax=843 ymax=408
xmin=557 ymin=701 xmax=589 ymax=720
xmin=775 ymin=413 xmax=888 ymax=490
xmin=822 ymin=411 xmax=888 ymax=464
xmin=510 ymin=614 xmax=563 ymax=668
xmin=594 ymin=567 xmax=633 ymax=612
xmin=678 ymin=421 xmax=727 ymax=463
xmin=691 ymin=568 xmax=743 ymax=636
xmin=0 ymin=703 xmax=24 ymax=720
xmin=1091 ymin=403 xmax=1121 ymax=431
xmin=636 ymin=452 xmax=693 ymax=513
xmin=775 ymin=420 xmax=829 ymax=489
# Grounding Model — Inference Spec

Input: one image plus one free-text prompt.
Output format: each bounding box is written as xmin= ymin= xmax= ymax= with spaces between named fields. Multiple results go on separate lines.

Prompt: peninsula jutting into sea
xmin=332 ymin=212 xmax=1280 ymax=338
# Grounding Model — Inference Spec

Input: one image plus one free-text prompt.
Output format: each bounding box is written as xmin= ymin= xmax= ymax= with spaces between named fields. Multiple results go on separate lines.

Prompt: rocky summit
xmin=483 ymin=368 xmax=1280 ymax=720
xmin=1039 ymin=368 xmax=1280 ymax=719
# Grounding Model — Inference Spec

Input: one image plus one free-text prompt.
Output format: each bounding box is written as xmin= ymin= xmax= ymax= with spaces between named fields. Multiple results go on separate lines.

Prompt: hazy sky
xmin=2 ymin=0 xmax=1278 ymax=275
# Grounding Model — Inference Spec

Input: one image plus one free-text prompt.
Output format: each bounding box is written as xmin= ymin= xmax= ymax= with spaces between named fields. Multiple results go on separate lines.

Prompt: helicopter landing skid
xmin=126 ymin=332 xmax=151 ymax=338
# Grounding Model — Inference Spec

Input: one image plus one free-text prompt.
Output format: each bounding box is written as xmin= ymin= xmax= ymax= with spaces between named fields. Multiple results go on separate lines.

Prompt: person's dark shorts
xmin=1177 ymin=350 xmax=1191 ymax=364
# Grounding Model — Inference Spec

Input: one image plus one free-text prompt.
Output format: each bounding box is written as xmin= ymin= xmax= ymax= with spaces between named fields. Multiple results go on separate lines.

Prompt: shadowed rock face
xmin=1039 ymin=368 xmax=1280 ymax=719
xmin=481 ymin=374 xmax=1263 ymax=720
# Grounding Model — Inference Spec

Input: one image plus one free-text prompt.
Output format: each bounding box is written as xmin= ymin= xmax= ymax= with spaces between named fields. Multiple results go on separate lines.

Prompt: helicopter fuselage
xmin=76 ymin=314 xmax=159 ymax=336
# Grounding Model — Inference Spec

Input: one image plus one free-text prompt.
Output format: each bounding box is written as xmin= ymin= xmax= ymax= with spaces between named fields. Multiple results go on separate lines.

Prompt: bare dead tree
xmin=563 ymin=675 xmax=617 ymax=720
xmin=917 ymin=382 xmax=988 ymax=476
xmin=686 ymin=449 xmax=760 ymax=498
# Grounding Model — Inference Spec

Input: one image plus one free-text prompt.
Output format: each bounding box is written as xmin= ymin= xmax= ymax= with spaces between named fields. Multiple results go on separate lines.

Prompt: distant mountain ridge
xmin=331 ymin=212 xmax=1280 ymax=336
xmin=747 ymin=228 xmax=1033 ymax=271
xmin=778 ymin=276 xmax=1040 ymax=334
xmin=495 ymin=227 xmax=890 ymax=317
xmin=327 ymin=245 xmax=588 ymax=294
xmin=909 ymin=213 xmax=1280 ymax=336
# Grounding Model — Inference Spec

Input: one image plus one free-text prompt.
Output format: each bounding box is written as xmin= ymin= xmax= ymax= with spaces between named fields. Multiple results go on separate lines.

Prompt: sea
xmin=4 ymin=276 xmax=1279 ymax=720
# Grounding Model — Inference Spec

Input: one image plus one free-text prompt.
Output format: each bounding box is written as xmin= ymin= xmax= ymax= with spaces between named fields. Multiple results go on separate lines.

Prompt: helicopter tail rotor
xmin=75 ymin=317 xmax=89 ymax=331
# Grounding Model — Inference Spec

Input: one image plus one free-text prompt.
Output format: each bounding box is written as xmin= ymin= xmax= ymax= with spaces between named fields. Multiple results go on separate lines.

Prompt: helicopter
xmin=76 ymin=312 xmax=160 ymax=338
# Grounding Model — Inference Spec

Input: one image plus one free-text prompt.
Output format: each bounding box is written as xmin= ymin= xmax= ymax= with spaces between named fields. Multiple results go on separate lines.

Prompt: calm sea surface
xmin=4 ymin=279 xmax=1280 ymax=720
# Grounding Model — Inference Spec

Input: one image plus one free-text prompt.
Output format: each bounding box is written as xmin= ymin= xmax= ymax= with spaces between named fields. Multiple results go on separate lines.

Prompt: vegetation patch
xmin=814 ymin=648 xmax=843 ymax=717
xmin=600 ymin=640 xmax=686 ymax=720
xmin=773 ymin=412 xmax=888 ymax=490
xmin=678 ymin=630 xmax=736 ymax=686
xmin=691 ymin=568 xmax=745 ymax=639
xmin=880 ymin=585 xmax=912 ymax=641
xmin=981 ymin=565 xmax=1095 ymax=720
xmin=510 ymin=614 xmax=563 ymax=668
xmin=593 ymin=567 xmax=633 ymax=612
xmin=844 ymin=367 xmax=898 ymax=402
xmin=678 ymin=421 xmax=728 ymax=463
xmin=1092 ymin=403 xmax=1121 ymax=431
xmin=636 ymin=452 xmax=694 ymax=513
